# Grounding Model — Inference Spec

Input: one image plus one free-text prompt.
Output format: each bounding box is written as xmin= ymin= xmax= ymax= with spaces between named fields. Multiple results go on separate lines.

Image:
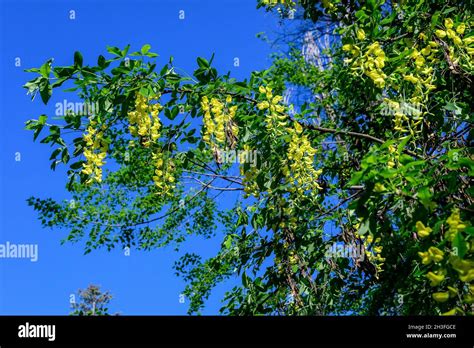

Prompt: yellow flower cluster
xmin=81 ymin=120 xmax=108 ymax=184
xmin=426 ymin=268 xmax=446 ymax=287
xmin=449 ymin=256 xmax=474 ymax=283
xmin=127 ymin=93 xmax=162 ymax=147
xmin=436 ymin=18 xmax=473 ymax=56
xmin=383 ymin=98 xmax=423 ymax=135
xmin=417 ymin=208 xmax=474 ymax=314
xmin=418 ymin=246 xmax=444 ymax=265
xmin=402 ymin=39 xmax=438 ymax=96
xmin=152 ymin=150 xmax=175 ymax=197
xmin=282 ymin=122 xmax=323 ymax=197
xmin=387 ymin=35 xmax=440 ymax=135
xmin=360 ymin=234 xmax=385 ymax=277
xmin=445 ymin=208 xmax=467 ymax=241
xmin=241 ymin=166 xmax=259 ymax=198
xmin=201 ymin=95 xmax=238 ymax=148
xmin=416 ymin=221 xmax=432 ymax=238
xmin=344 ymin=41 xmax=387 ymax=88
xmin=256 ymin=86 xmax=287 ymax=134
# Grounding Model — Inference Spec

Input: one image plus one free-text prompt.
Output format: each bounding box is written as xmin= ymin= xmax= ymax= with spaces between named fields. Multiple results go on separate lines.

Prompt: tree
xmin=70 ymin=285 xmax=114 ymax=316
xmin=25 ymin=0 xmax=473 ymax=315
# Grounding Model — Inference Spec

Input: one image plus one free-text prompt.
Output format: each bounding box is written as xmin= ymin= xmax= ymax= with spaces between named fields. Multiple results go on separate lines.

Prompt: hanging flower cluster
xmin=344 ymin=40 xmax=387 ymax=88
xmin=282 ymin=121 xmax=323 ymax=197
xmin=360 ymin=234 xmax=385 ymax=278
xmin=200 ymin=95 xmax=238 ymax=149
xmin=256 ymin=86 xmax=287 ymax=135
xmin=127 ymin=93 xmax=162 ymax=147
xmin=152 ymin=150 xmax=175 ymax=197
xmin=417 ymin=208 xmax=474 ymax=315
xmin=81 ymin=120 xmax=108 ymax=184
xmin=435 ymin=18 xmax=473 ymax=58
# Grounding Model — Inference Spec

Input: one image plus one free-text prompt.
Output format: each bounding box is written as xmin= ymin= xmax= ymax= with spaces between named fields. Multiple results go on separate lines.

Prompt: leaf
xmin=52 ymin=77 xmax=68 ymax=88
xmin=141 ymin=44 xmax=151 ymax=55
xmin=70 ymin=161 xmax=85 ymax=170
xmin=197 ymin=57 xmax=210 ymax=69
xmin=224 ymin=235 xmax=233 ymax=249
xmin=98 ymin=55 xmax=108 ymax=68
xmin=453 ymin=232 xmax=467 ymax=258
xmin=39 ymin=78 xmax=52 ymax=104
xmin=464 ymin=227 xmax=474 ymax=236
xmin=242 ymin=272 xmax=249 ymax=288
xmin=357 ymin=219 xmax=370 ymax=236
xmin=39 ymin=59 xmax=52 ymax=78
xmin=397 ymin=135 xmax=411 ymax=154
xmin=49 ymin=148 xmax=61 ymax=160
xmin=74 ymin=51 xmax=83 ymax=68
xmin=106 ymin=46 xmax=122 ymax=57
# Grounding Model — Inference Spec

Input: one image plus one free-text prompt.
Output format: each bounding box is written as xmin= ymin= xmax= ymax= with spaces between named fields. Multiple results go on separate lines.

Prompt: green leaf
xmin=357 ymin=219 xmax=370 ymax=236
xmin=242 ymin=272 xmax=249 ymax=288
xmin=98 ymin=55 xmax=108 ymax=68
xmin=141 ymin=44 xmax=151 ymax=55
xmin=106 ymin=46 xmax=122 ymax=57
xmin=39 ymin=59 xmax=52 ymax=78
xmin=74 ymin=51 xmax=83 ymax=68
xmin=453 ymin=232 xmax=467 ymax=258
xmin=39 ymin=78 xmax=52 ymax=104
xmin=197 ymin=57 xmax=210 ymax=69
xmin=464 ymin=227 xmax=474 ymax=236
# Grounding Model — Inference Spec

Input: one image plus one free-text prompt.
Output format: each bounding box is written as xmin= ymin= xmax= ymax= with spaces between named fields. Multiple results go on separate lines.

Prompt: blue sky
xmin=0 ymin=0 xmax=277 ymax=315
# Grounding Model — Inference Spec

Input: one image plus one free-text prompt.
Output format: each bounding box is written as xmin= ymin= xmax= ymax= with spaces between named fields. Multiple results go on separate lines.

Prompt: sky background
xmin=0 ymin=0 xmax=278 ymax=315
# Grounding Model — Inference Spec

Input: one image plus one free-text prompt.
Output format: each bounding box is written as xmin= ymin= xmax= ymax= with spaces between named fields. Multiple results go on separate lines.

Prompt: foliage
xmin=70 ymin=284 xmax=114 ymax=316
xmin=25 ymin=0 xmax=473 ymax=315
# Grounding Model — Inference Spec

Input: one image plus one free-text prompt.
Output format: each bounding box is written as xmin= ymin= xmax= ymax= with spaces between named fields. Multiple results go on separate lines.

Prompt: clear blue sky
xmin=0 ymin=0 xmax=276 ymax=315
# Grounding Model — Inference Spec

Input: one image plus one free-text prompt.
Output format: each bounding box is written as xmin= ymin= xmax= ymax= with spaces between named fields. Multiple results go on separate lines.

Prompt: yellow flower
xmin=416 ymin=221 xmax=432 ymax=238
xmin=459 ymin=270 xmax=474 ymax=283
xmin=441 ymin=308 xmax=458 ymax=316
xmin=374 ymin=183 xmax=386 ymax=192
xmin=464 ymin=294 xmax=474 ymax=304
xmin=444 ymin=18 xmax=454 ymax=29
xmin=420 ymin=46 xmax=431 ymax=56
xmin=432 ymin=292 xmax=450 ymax=303
xmin=447 ymin=286 xmax=458 ymax=298
xmin=447 ymin=29 xmax=457 ymax=40
xmin=446 ymin=208 xmax=466 ymax=241
xmin=356 ymin=28 xmax=366 ymax=40
xmin=403 ymin=74 xmax=419 ymax=84
xmin=452 ymin=35 xmax=462 ymax=45
xmin=342 ymin=44 xmax=352 ymax=51
xmin=418 ymin=251 xmax=432 ymax=265
xmin=456 ymin=23 xmax=466 ymax=35
xmin=463 ymin=36 xmax=474 ymax=45
xmin=294 ymin=122 xmax=303 ymax=134
xmin=426 ymin=271 xmax=445 ymax=286
xmin=428 ymin=247 xmax=444 ymax=262
xmin=415 ymin=56 xmax=425 ymax=67
xmin=435 ymin=30 xmax=447 ymax=38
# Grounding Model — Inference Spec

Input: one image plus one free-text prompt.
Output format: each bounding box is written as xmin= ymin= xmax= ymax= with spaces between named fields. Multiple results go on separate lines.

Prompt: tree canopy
xmin=24 ymin=0 xmax=473 ymax=315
